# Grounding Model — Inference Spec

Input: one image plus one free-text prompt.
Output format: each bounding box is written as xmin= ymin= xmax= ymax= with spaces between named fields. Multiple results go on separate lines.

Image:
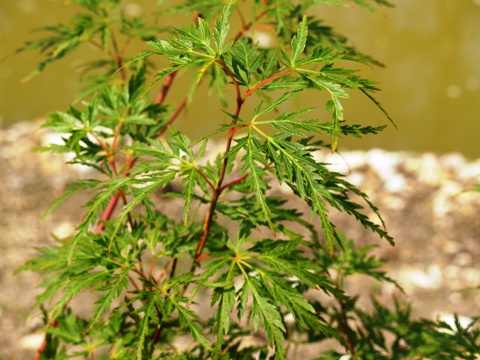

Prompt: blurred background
xmin=1 ymin=0 xmax=480 ymax=158
xmin=1 ymin=2 xmax=480 ymax=357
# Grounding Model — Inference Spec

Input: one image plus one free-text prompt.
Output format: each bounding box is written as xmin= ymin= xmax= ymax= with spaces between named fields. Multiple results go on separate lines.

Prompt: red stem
xmin=233 ymin=4 xmax=273 ymax=42
xmin=242 ymin=68 xmax=291 ymax=101
xmin=129 ymin=276 xmax=140 ymax=291
xmin=155 ymin=72 xmax=177 ymax=104
xmin=95 ymin=156 xmax=136 ymax=234
xmin=250 ymin=25 xmax=275 ymax=32
xmin=95 ymin=192 xmax=121 ymax=235
xmin=110 ymin=120 xmax=123 ymax=158
xmin=216 ymin=58 xmax=242 ymax=103
xmin=219 ymin=174 xmax=248 ymax=192
xmin=109 ymin=26 xmax=126 ymax=81
xmin=196 ymin=168 xmax=215 ymax=193
xmin=132 ymin=267 xmax=149 ymax=282
xmin=192 ymin=98 xmax=242 ymax=264
xmin=154 ymin=257 xmax=172 ymax=283
xmin=91 ymin=132 xmax=118 ymax=175
xmin=119 ymin=37 xmax=132 ymax=59
xmin=33 ymin=320 xmax=58 ymax=360
xmin=191 ymin=65 xmax=291 ymax=264
xmin=156 ymin=99 xmax=187 ymax=138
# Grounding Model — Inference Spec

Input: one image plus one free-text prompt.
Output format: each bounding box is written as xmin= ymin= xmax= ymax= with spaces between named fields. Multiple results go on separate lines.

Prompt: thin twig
xmin=33 ymin=320 xmax=58 ymax=360
xmin=242 ymin=68 xmax=290 ymax=101
xmin=95 ymin=156 xmax=136 ymax=234
xmin=192 ymin=66 xmax=291 ymax=266
xmin=219 ymin=174 xmax=248 ymax=192
xmin=156 ymin=98 xmax=187 ymax=138
xmin=233 ymin=2 xmax=275 ymax=42
xmin=109 ymin=25 xmax=126 ymax=81
xmin=155 ymin=72 xmax=177 ymax=103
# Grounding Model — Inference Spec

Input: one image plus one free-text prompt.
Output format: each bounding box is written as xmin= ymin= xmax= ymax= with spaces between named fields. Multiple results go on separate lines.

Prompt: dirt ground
xmin=1 ymin=121 xmax=480 ymax=359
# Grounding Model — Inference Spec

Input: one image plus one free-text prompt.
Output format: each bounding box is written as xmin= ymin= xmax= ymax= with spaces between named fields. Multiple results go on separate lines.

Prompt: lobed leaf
xmin=240 ymin=274 xmax=286 ymax=359
xmin=135 ymin=292 xmax=161 ymax=359
xmin=239 ymin=133 xmax=271 ymax=224
xmin=169 ymin=296 xmax=213 ymax=351
xmin=213 ymin=2 xmax=232 ymax=53
xmin=290 ymin=16 xmax=308 ymax=67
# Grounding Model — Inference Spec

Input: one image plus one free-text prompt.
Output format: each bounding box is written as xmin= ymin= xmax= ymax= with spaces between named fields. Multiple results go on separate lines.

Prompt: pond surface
xmin=1 ymin=0 xmax=479 ymax=158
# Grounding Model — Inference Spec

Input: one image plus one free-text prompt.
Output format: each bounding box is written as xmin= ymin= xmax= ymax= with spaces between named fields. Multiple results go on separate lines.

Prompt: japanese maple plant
xmin=18 ymin=0 xmax=480 ymax=359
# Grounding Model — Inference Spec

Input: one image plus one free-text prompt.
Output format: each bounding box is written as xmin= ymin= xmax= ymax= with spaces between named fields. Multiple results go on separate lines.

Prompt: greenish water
xmin=1 ymin=0 xmax=479 ymax=158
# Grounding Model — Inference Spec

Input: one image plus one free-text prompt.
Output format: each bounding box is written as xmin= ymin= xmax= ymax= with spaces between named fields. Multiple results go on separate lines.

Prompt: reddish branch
xmin=220 ymin=174 xmax=248 ymax=193
xmin=234 ymin=1 xmax=275 ymax=42
xmin=243 ymin=68 xmax=290 ymax=101
xmin=155 ymin=72 xmax=177 ymax=103
xmin=109 ymin=26 xmax=126 ymax=81
xmin=94 ymin=156 xmax=136 ymax=234
xmin=156 ymin=98 xmax=187 ymax=138
xmin=192 ymin=66 xmax=290 ymax=266
xmin=33 ymin=320 xmax=58 ymax=360
xmin=216 ymin=59 xmax=242 ymax=102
